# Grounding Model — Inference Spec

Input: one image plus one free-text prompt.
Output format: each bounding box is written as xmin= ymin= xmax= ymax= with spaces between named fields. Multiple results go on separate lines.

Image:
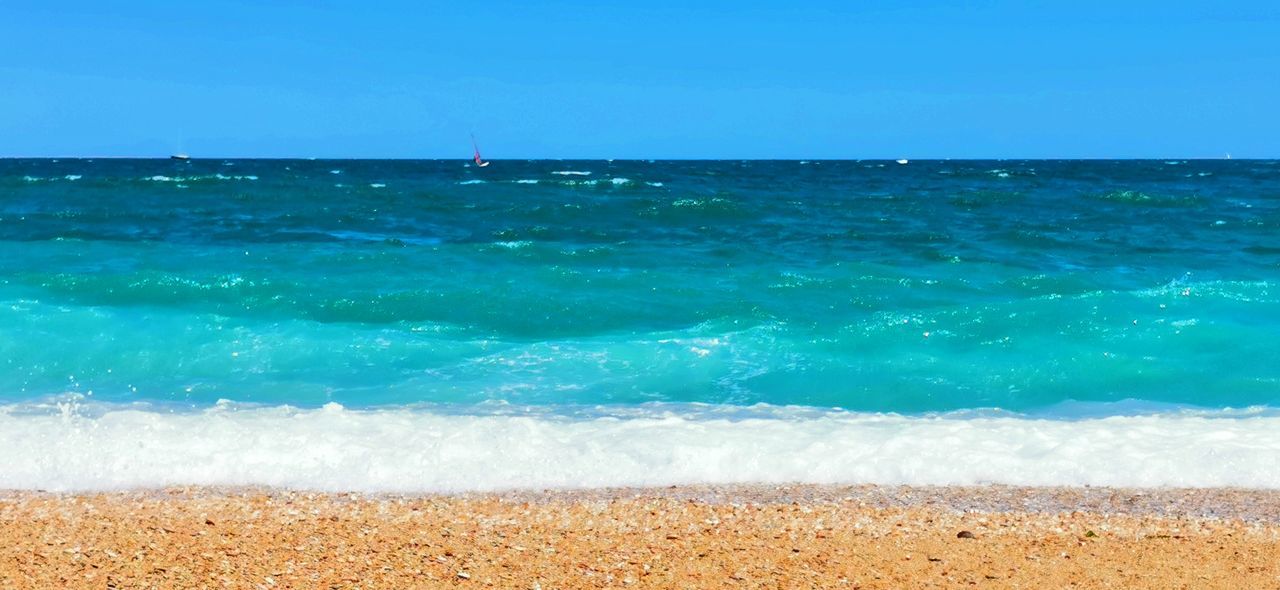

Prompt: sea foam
xmin=144 ymin=174 xmax=258 ymax=182
xmin=1 ymin=403 xmax=1277 ymax=492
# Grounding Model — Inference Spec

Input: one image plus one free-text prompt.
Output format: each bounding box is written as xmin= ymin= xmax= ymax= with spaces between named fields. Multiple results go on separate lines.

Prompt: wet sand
xmin=2 ymin=484 xmax=1278 ymax=589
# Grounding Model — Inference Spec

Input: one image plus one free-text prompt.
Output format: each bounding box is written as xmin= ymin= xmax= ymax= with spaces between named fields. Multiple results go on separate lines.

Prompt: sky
xmin=1 ymin=1 xmax=1278 ymax=159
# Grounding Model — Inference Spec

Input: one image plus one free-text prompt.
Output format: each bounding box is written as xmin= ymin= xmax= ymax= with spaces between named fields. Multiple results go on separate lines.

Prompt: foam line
xmin=2 ymin=404 xmax=1277 ymax=492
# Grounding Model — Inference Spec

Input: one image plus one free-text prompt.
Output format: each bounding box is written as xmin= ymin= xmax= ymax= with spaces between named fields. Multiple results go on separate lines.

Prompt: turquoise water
xmin=2 ymin=159 xmax=1278 ymax=413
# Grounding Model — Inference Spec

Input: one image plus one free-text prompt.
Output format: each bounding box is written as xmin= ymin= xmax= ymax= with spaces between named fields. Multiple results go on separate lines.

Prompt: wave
xmin=2 ymin=402 xmax=1278 ymax=492
xmin=17 ymin=173 xmax=261 ymax=184
xmin=551 ymin=171 xmax=592 ymax=176
xmin=1091 ymin=190 xmax=1200 ymax=207
xmin=455 ymin=178 xmax=639 ymax=188
xmin=20 ymin=174 xmax=84 ymax=182
xmin=559 ymin=177 xmax=634 ymax=187
xmin=144 ymin=174 xmax=259 ymax=182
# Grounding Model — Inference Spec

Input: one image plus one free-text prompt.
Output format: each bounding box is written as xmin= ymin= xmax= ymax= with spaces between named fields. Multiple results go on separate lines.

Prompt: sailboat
xmin=471 ymin=134 xmax=490 ymax=167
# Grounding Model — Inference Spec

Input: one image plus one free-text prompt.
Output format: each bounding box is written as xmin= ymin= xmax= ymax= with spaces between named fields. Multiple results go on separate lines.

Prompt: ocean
xmin=1 ymin=158 xmax=1278 ymax=491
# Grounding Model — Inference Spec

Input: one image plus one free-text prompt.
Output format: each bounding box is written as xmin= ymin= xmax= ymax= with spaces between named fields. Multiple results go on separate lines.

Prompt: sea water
xmin=1 ymin=159 xmax=1277 ymax=491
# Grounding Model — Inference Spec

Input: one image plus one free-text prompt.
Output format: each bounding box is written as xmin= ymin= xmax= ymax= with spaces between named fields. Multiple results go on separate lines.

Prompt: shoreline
xmin=9 ymin=405 xmax=1280 ymax=491
xmin=16 ymin=482 xmax=1280 ymax=521
xmin=4 ymin=484 xmax=1279 ymax=588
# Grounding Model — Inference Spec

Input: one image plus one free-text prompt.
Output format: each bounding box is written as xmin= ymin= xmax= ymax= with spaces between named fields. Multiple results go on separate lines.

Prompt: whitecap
xmin=147 ymin=174 xmax=256 ymax=182
xmin=4 ymin=404 xmax=1280 ymax=492
xmin=552 ymin=171 xmax=592 ymax=176
xmin=369 ymin=183 xmax=386 ymax=188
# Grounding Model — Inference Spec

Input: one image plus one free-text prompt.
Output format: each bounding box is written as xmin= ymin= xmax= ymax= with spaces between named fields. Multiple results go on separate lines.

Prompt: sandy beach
xmin=3 ymin=484 xmax=1278 ymax=589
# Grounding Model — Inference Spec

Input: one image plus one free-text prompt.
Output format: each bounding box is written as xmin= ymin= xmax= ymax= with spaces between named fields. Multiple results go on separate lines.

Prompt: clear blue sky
xmin=2 ymin=1 xmax=1277 ymax=158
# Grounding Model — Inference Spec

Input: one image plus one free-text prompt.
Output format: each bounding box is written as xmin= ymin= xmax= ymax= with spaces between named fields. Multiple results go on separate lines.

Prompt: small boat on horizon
xmin=170 ymin=154 xmax=190 ymax=161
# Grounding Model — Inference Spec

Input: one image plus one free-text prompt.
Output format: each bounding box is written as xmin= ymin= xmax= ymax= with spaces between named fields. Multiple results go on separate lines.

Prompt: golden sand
xmin=2 ymin=485 xmax=1278 ymax=589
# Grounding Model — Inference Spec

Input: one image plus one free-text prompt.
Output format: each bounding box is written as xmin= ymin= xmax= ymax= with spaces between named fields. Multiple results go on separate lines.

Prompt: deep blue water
xmin=2 ymin=158 xmax=1277 ymax=413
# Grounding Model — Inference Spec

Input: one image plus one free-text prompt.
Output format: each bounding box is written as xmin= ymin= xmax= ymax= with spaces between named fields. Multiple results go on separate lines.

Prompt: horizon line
xmin=0 ymin=155 xmax=1262 ymax=161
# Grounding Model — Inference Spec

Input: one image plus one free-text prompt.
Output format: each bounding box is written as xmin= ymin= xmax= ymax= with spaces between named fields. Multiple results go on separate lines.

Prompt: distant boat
xmin=170 ymin=154 xmax=190 ymax=161
xmin=896 ymin=159 xmax=909 ymax=165
xmin=471 ymin=134 xmax=490 ymax=168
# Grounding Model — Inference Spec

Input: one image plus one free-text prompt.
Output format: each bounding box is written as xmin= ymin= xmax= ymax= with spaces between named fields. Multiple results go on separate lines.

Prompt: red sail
xmin=471 ymin=134 xmax=489 ymax=167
